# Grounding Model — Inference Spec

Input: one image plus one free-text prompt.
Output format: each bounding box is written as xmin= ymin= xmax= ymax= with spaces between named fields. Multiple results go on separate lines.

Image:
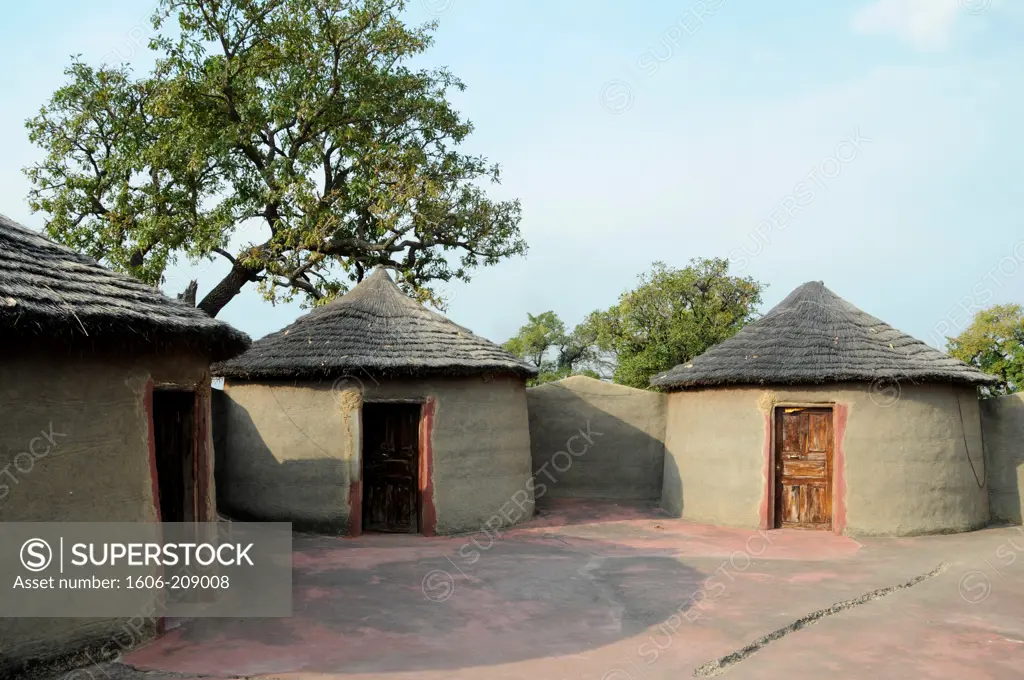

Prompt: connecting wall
xmin=525 ymin=376 xmax=666 ymax=500
xmin=982 ymin=392 xmax=1024 ymax=524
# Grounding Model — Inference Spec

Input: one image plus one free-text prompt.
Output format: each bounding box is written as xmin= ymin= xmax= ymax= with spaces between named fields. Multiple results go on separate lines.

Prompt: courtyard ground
xmin=55 ymin=500 xmax=1024 ymax=679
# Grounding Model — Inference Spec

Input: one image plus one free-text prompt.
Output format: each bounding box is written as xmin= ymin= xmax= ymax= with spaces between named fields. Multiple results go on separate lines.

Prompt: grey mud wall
xmin=216 ymin=374 xmax=534 ymax=534
xmin=662 ymin=383 xmax=989 ymax=536
xmin=526 ymin=376 xmax=666 ymax=500
xmin=0 ymin=352 xmax=212 ymax=673
xmin=982 ymin=393 xmax=1024 ymax=524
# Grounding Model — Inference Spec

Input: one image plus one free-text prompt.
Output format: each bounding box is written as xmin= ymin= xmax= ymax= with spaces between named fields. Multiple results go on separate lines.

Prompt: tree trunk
xmin=197 ymin=263 xmax=261 ymax=317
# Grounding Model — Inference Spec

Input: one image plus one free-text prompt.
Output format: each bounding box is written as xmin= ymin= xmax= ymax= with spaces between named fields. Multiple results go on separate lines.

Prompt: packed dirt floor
xmin=48 ymin=500 xmax=1024 ymax=679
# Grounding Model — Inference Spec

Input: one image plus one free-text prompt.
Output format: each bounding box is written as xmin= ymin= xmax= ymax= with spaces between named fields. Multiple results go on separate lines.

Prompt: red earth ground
xmin=53 ymin=500 xmax=1024 ymax=679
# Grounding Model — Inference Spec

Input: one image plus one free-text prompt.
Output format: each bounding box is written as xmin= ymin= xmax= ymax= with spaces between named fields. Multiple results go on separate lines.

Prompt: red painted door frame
xmin=145 ymin=381 xmax=211 ymax=635
xmin=147 ymin=385 xmax=208 ymax=523
xmin=350 ymin=396 xmax=436 ymax=537
xmin=193 ymin=386 xmax=212 ymax=522
xmin=762 ymin=402 xmax=848 ymax=534
xmin=418 ymin=398 xmax=437 ymax=537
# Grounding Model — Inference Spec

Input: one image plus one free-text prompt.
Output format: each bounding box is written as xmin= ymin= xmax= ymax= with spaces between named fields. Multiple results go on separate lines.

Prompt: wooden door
xmin=362 ymin=403 xmax=420 ymax=533
xmin=774 ymin=407 xmax=833 ymax=529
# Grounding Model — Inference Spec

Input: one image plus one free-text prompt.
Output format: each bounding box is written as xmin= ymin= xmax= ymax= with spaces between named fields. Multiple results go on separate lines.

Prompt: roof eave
xmin=213 ymin=362 xmax=537 ymax=381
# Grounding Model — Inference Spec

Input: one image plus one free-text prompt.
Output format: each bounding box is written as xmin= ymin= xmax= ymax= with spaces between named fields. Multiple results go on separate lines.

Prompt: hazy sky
xmin=2 ymin=0 xmax=1022 ymax=349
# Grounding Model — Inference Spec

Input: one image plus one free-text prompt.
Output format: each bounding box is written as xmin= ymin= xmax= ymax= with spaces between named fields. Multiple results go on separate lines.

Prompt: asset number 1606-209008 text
xmin=125 ymin=575 xmax=231 ymax=589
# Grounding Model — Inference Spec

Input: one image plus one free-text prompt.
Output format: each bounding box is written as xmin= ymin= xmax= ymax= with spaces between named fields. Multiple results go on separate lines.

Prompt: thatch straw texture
xmin=651 ymin=281 xmax=997 ymax=389
xmin=214 ymin=267 xmax=536 ymax=379
xmin=0 ymin=213 xmax=249 ymax=360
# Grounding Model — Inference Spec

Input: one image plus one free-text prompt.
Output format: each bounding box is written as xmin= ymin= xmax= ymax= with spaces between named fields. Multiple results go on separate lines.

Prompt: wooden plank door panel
xmin=780 ymin=485 xmax=801 ymax=525
xmin=362 ymin=403 xmax=420 ymax=533
xmin=774 ymin=407 xmax=833 ymax=529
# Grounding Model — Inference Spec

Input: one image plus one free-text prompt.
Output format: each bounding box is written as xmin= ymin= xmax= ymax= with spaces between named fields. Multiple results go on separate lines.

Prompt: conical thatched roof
xmin=0 ymin=213 xmax=249 ymax=360
xmin=651 ymin=281 xmax=997 ymax=389
xmin=214 ymin=268 xmax=537 ymax=380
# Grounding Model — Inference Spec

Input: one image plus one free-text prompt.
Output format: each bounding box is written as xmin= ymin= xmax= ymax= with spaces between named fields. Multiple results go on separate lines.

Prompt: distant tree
xmin=555 ymin=320 xmax=607 ymax=375
xmin=503 ymin=311 xmax=566 ymax=369
xmin=25 ymin=0 xmax=524 ymax=316
xmin=587 ymin=258 xmax=764 ymax=389
xmin=947 ymin=303 xmax=1023 ymax=397
xmin=503 ymin=311 xmax=603 ymax=385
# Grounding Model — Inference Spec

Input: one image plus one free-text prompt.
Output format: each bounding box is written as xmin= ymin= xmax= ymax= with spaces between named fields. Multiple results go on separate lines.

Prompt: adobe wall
xmin=219 ymin=374 xmax=533 ymax=534
xmin=218 ymin=379 xmax=354 ymax=530
xmin=663 ymin=382 xmax=988 ymax=536
xmin=0 ymin=356 xmax=156 ymax=524
xmin=0 ymin=351 xmax=209 ymax=674
xmin=526 ymin=376 xmax=666 ymax=500
xmin=981 ymin=392 xmax=1024 ymax=524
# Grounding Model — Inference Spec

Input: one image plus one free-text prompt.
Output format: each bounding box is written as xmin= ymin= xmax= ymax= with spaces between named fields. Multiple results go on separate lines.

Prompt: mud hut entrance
xmin=774 ymin=406 xmax=834 ymax=529
xmin=361 ymin=403 xmax=421 ymax=533
xmin=153 ymin=389 xmax=197 ymax=523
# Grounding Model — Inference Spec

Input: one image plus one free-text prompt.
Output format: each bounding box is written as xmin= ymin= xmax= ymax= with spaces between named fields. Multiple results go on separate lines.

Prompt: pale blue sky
xmin=2 ymin=0 xmax=1022 ymax=349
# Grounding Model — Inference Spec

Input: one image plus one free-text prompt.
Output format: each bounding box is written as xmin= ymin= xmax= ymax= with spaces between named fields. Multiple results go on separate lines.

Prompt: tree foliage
xmin=947 ymin=303 xmax=1023 ymax=397
xmin=503 ymin=311 xmax=565 ymax=369
xmin=586 ymin=258 xmax=764 ymax=388
xmin=503 ymin=259 xmax=763 ymax=389
xmin=25 ymin=0 xmax=525 ymax=316
xmin=503 ymin=311 xmax=601 ymax=385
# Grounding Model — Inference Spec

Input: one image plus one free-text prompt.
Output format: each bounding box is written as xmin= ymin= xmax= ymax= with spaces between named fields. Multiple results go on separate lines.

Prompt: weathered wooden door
xmin=774 ymin=407 xmax=833 ymax=529
xmin=362 ymin=403 xmax=420 ymax=533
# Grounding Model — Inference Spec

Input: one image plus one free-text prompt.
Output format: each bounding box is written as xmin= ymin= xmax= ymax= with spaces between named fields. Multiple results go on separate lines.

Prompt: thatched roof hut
xmin=652 ymin=280 xmax=996 ymax=388
xmin=655 ymin=280 xmax=994 ymax=537
xmin=0 ymin=214 xmax=249 ymax=671
xmin=215 ymin=268 xmax=536 ymax=536
xmin=0 ymin=213 xmax=247 ymax=359
xmin=215 ymin=267 xmax=534 ymax=379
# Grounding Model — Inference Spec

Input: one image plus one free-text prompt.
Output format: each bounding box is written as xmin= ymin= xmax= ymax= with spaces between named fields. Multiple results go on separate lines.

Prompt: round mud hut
xmin=0 ymin=213 xmax=249 ymax=671
xmin=651 ymin=281 xmax=997 ymax=536
xmin=213 ymin=268 xmax=537 ymax=536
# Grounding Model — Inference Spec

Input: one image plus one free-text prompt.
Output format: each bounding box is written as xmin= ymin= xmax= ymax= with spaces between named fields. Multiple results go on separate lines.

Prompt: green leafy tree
xmin=503 ymin=311 xmax=602 ymax=385
xmin=25 ymin=0 xmax=524 ymax=316
xmin=503 ymin=311 xmax=566 ymax=369
xmin=555 ymin=321 xmax=603 ymax=375
xmin=588 ymin=258 xmax=764 ymax=388
xmin=947 ymin=304 xmax=1023 ymax=397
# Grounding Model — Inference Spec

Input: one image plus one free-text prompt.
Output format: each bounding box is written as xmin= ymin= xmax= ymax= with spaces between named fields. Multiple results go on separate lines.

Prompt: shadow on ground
xmin=46 ymin=502 xmax=1024 ymax=680
xmin=123 ymin=498 xmax=872 ymax=677
xmin=128 ymin=519 xmax=705 ymax=676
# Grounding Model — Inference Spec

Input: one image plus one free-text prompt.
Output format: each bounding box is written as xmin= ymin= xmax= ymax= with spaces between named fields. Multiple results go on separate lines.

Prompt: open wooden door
xmin=774 ymin=407 xmax=833 ymax=529
xmin=362 ymin=403 xmax=421 ymax=533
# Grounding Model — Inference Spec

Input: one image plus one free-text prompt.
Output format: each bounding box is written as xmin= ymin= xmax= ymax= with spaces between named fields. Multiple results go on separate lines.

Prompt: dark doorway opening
xmin=362 ymin=403 xmax=421 ymax=533
xmin=774 ymin=406 xmax=834 ymax=530
xmin=152 ymin=389 xmax=197 ymax=523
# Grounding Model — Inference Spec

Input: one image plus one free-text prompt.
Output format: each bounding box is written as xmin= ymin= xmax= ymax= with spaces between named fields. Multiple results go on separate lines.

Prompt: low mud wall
xmin=982 ymin=393 xmax=1024 ymax=524
xmin=526 ymin=376 xmax=666 ymax=500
